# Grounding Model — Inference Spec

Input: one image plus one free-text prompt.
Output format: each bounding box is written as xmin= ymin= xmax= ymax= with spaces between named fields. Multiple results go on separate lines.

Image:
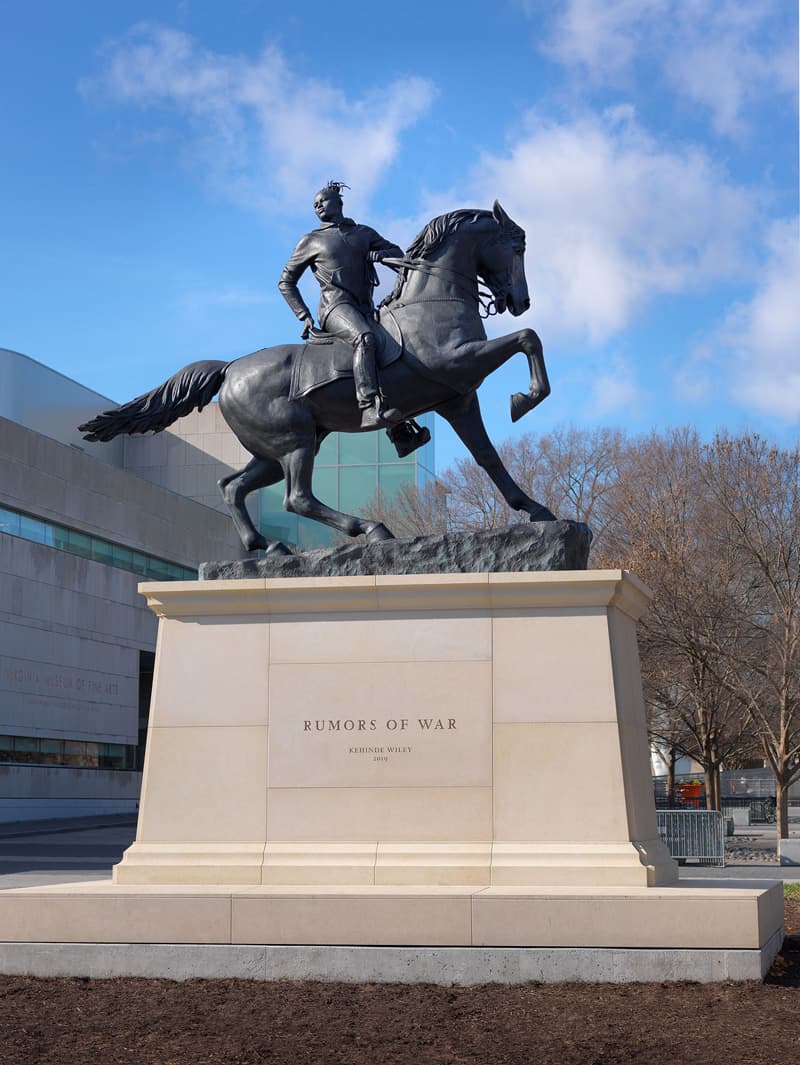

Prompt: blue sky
xmin=2 ymin=0 xmax=797 ymax=470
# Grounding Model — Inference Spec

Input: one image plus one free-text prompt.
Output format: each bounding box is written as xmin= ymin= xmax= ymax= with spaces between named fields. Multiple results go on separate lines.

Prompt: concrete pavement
xmin=0 ymin=815 xmax=136 ymax=888
xmin=1 ymin=815 xmax=798 ymax=888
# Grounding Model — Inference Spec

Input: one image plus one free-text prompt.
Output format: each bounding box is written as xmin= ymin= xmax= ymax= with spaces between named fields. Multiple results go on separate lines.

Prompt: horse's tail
xmin=79 ymin=360 xmax=230 ymax=442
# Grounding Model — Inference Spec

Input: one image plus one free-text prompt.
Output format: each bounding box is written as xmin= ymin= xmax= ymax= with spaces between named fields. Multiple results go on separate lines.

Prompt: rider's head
xmin=314 ymin=181 xmax=349 ymax=223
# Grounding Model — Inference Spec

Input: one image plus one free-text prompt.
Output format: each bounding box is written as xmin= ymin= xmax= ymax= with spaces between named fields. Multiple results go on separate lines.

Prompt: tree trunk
xmin=776 ymin=774 xmax=790 ymax=841
xmin=667 ymin=746 xmax=677 ymax=806
xmin=703 ymin=765 xmax=721 ymax=811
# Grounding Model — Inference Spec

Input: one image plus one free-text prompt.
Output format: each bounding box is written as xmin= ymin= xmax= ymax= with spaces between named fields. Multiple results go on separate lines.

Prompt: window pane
xmin=259 ymin=483 xmax=298 ymax=544
xmin=19 ymin=514 xmax=50 ymax=544
xmin=261 ymin=517 xmax=298 ymax=545
xmin=339 ymin=432 xmax=377 ymax=465
xmin=0 ymin=508 xmax=21 ymax=537
xmin=100 ymin=743 xmax=126 ymax=769
xmin=258 ymin=483 xmax=285 ymax=530
xmin=312 ymin=466 xmax=337 ymax=507
xmin=0 ymin=735 xmax=136 ymax=769
xmin=112 ymin=544 xmax=133 ymax=568
xmin=14 ymin=736 xmax=39 ymax=752
xmin=296 ymin=517 xmax=334 ymax=550
xmin=316 ymin=433 xmax=338 ymax=465
xmin=378 ymin=429 xmax=403 ymax=464
xmin=67 ymin=529 xmax=92 ymax=558
xmin=53 ymin=525 xmax=71 ymax=551
xmin=379 ymin=463 xmax=415 ymax=500
xmin=145 ymin=557 xmax=171 ymax=581
xmin=91 ymin=539 xmax=116 ymax=566
xmin=260 ymin=482 xmax=285 ymax=508
xmin=129 ymin=552 xmax=149 ymax=576
xmin=339 ymin=466 xmax=378 ymax=514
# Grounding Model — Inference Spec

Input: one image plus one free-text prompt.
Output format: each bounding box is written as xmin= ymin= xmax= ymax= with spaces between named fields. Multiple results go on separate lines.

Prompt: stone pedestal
xmin=0 ymin=570 xmax=783 ymax=982
xmin=114 ymin=570 xmax=676 ymax=889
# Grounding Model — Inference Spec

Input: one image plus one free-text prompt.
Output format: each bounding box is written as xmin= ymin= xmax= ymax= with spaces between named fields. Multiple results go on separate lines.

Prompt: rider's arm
xmin=278 ymin=237 xmax=315 ymax=324
xmin=366 ymin=229 xmax=404 ymax=265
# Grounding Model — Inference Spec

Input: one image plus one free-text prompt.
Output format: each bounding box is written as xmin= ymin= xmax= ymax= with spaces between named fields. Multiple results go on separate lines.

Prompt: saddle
xmin=289 ymin=314 xmax=403 ymax=401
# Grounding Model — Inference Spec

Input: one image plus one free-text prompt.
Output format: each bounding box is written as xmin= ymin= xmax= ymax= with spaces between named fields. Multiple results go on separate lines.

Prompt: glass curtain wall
xmin=258 ymin=414 xmax=436 ymax=549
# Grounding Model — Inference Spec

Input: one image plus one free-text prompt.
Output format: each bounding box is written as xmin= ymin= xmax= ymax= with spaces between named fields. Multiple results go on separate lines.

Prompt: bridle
xmin=381 ymin=234 xmax=522 ymax=319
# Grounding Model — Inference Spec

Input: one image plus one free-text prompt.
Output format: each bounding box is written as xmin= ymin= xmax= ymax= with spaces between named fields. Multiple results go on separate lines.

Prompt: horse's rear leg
xmin=219 ymin=457 xmax=291 ymax=554
xmin=281 ymin=444 xmax=394 ymax=542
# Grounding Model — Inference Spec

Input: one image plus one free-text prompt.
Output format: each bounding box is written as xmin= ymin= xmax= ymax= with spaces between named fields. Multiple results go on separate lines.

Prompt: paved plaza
xmin=0 ymin=815 xmax=137 ymax=889
xmin=1 ymin=815 xmax=798 ymax=889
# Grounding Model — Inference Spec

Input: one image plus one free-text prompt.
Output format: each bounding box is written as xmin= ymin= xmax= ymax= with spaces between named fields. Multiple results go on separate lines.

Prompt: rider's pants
xmin=323 ymin=304 xmax=379 ymax=409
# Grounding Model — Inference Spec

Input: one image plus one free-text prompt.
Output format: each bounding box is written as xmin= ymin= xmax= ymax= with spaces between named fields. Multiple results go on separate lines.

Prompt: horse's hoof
xmin=364 ymin=521 xmax=395 ymax=543
xmin=510 ymin=391 xmax=536 ymax=423
xmin=244 ymin=534 xmax=269 ymax=552
xmin=266 ymin=541 xmax=294 ymax=556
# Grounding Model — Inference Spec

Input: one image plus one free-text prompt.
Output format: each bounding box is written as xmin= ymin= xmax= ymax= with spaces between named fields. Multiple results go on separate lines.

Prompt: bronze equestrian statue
xmin=80 ymin=199 xmax=555 ymax=554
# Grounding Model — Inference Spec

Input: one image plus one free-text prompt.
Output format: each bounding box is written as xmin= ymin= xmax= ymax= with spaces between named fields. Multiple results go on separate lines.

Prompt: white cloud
xmin=674 ymin=218 xmax=800 ymax=420
xmin=84 ymin=24 xmax=435 ymax=214
xmin=468 ymin=108 xmax=756 ymax=343
xmin=588 ymin=355 xmax=645 ymax=417
xmin=541 ymin=0 xmax=796 ymax=138
xmin=719 ymin=218 xmax=800 ymax=419
xmin=541 ymin=0 xmax=667 ymax=83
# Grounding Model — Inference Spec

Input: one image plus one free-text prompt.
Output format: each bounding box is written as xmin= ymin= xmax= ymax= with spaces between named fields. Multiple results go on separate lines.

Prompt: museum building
xmin=0 ymin=347 xmax=435 ymax=822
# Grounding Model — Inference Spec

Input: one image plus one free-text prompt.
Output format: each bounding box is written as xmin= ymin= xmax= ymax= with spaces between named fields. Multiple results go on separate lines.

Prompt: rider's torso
xmin=303 ymin=223 xmax=381 ymax=324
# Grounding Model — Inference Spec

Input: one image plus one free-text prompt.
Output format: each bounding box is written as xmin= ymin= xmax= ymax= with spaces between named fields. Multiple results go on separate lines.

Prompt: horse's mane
xmin=381 ymin=208 xmax=524 ymax=310
xmin=405 ymin=209 xmax=494 ymax=260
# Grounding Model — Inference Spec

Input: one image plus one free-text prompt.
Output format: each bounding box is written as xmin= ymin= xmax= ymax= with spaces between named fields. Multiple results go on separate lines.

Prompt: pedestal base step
xmin=0 ymin=938 xmax=783 ymax=984
xmin=0 ymin=878 xmax=783 ymax=983
xmin=112 ymin=839 xmax=677 ymax=888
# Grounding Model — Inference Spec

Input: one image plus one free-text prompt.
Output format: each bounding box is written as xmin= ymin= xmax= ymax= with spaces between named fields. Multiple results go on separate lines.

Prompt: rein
xmin=381 ymin=257 xmax=502 ymax=319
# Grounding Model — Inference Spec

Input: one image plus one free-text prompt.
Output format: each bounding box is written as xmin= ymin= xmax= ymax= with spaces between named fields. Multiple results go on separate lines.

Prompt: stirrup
xmin=387 ymin=418 xmax=431 ymax=458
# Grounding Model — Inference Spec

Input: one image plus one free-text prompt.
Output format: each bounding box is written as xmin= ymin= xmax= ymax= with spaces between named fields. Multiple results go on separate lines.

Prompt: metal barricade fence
xmin=749 ymin=797 xmax=777 ymax=823
xmin=656 ymin=810 xmax=725 ymax=866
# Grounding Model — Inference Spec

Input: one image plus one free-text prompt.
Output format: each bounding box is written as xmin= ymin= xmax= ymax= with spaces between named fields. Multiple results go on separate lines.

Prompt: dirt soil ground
xmin=1 ymin=898 xmax=798 ymax=1065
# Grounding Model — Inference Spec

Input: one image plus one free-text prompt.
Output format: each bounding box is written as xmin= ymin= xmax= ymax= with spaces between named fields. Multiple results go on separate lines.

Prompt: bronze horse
xmin=80 ymin=202 xmax=555 ymax=553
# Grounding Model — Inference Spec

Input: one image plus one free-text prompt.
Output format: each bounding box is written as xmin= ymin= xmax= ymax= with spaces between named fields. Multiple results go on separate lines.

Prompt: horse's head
xmin=476 ymin=202 xmax=530 ymax=317
xmin=389 ymin=205 xmax=531 ymax=318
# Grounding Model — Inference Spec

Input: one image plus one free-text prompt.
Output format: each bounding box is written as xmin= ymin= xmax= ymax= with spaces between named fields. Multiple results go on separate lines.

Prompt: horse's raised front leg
xmin=219 ymin=457 xmax=292 ymax=554
xmin=280 ymin=443 xmax=395 ymax=542
xmin=457 ymin=328 xmax=550 ymax=423
xmin=436 ymin=392 xmax=557 ymax=522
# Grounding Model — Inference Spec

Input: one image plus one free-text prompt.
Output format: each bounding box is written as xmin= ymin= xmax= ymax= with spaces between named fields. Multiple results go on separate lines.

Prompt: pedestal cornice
xmin=140 ymin=569 xmax=652 ymax=620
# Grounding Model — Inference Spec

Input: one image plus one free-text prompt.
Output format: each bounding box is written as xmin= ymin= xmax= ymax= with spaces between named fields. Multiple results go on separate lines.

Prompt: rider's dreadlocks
xmin=321 ymin=180 xmax=350 ymax=201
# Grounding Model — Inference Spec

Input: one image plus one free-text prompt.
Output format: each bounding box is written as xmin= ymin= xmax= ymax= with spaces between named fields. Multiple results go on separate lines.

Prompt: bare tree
xmin=363 ymin=479 xmax=450 ymax=539
xmin=439 ymin=425 xmax=625 ymax=539
xmin=532 ymin=426 xmax=625 ymax=552
xmin=641 ymin=644 xmax=694 ymax=805
xmin=598 ymin=429 xmax=755 ymax=810
xmin=699 ymin=435 xmax=800 ymax=837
